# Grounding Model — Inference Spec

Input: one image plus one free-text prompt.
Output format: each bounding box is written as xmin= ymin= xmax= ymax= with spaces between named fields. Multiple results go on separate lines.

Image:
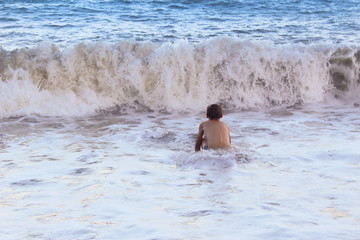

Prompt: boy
xmin=195 ymin=104 xmax=231 ymax=151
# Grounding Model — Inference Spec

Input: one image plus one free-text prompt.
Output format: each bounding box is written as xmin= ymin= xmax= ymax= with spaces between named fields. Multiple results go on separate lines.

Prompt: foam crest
xmin=1 ymin=38 xmax=359 ymax=117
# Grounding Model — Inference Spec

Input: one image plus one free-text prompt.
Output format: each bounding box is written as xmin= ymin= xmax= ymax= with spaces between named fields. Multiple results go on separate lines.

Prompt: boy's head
xmin=206 ymin=104 xmax=223 ymax=120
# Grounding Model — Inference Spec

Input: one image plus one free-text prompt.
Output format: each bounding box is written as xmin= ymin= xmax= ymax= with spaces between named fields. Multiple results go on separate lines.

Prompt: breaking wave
xmin=1 ymin=37 xmax=359 ymax=117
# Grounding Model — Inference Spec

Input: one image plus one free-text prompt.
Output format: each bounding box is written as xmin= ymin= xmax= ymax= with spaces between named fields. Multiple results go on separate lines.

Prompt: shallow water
xmin=1 ymin=104 xmax=359 ymax=239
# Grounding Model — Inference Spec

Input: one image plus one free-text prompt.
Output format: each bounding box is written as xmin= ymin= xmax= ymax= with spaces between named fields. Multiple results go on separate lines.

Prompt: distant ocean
xmin=1 ymin=1 xmax=360 ymax=240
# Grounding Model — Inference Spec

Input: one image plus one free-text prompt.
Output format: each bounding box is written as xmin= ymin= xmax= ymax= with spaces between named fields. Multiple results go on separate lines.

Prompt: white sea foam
xmin=1 ymin=38 xmax=360 ymax=117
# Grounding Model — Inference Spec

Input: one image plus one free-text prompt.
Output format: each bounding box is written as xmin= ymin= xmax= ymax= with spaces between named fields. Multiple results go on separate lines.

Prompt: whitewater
xmin=1 ymin=38 xmax=359 ymax=116
xmin=1 ymin=0 xmax=360 ymax=239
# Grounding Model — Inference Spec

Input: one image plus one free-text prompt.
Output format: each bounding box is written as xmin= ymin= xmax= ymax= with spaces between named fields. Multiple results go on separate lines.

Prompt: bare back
xmin=195 ymin=119 xmax=231 ymax=151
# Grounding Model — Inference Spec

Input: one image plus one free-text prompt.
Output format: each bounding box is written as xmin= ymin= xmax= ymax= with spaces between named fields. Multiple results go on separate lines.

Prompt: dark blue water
xmin=1 ymin=0 xmax=360 ymax=50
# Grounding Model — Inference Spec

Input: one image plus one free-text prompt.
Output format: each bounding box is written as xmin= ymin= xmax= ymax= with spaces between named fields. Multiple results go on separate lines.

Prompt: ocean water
xmin=1 ymin=0 xmax=360 ymax=239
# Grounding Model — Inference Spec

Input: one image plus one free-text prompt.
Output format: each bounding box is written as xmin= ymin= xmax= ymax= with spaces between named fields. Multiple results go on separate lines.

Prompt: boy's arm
xmin=195 ymin=123 xmax=204 ymax=152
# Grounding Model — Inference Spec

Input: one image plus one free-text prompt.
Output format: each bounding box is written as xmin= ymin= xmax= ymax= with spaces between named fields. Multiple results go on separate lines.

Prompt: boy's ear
xmin=220 ymin=114 xmax=223 ymax=118
xmin=206 ymin=114 xmax=209 ymax=118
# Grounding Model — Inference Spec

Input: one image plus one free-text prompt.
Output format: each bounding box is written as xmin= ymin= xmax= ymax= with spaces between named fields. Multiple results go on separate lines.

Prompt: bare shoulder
xmin=219 ymin=121 xmax=230 ymax=132
xmin=218 ymin=120 xmax=229 ymax=126
xmin=199 ymin=120 xmax=209 ymax=130
xmin=222 ymin=121 xmax=230 ymax=128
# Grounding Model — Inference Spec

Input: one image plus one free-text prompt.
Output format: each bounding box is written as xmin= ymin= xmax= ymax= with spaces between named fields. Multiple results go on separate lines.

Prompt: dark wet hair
xmin=207 ymin=104 xmax=223 ymax=119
